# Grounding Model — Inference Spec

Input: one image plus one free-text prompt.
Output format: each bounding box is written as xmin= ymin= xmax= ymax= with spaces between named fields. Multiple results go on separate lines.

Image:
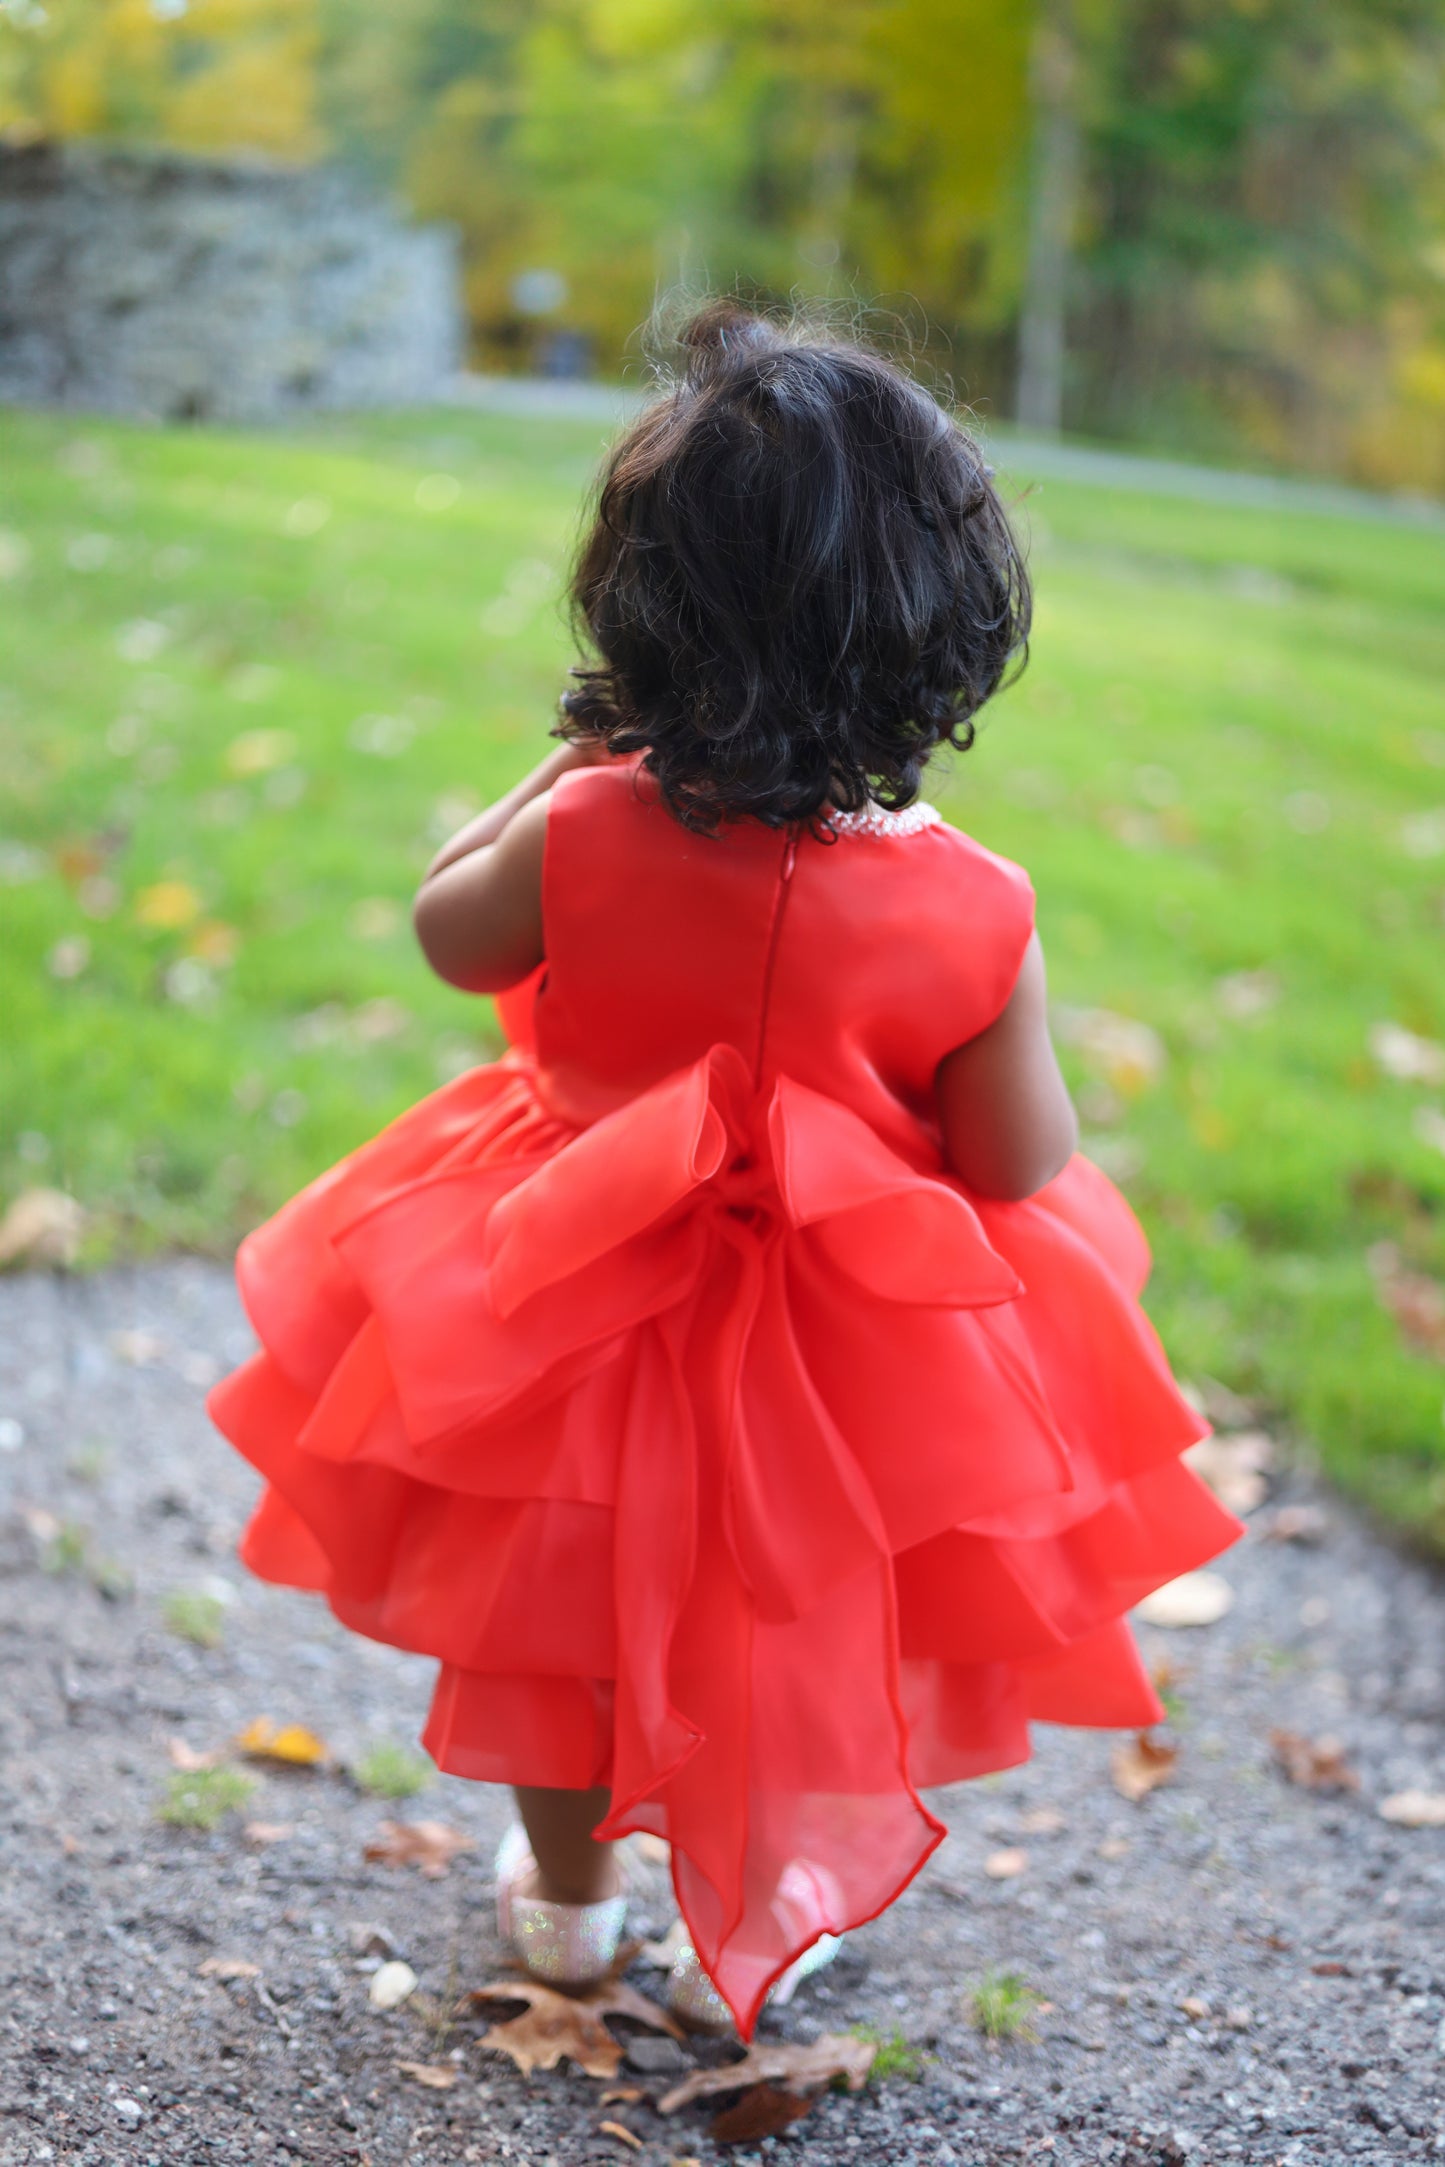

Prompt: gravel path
xmin=2 ymin=1260 xmax=1444 ymax=2167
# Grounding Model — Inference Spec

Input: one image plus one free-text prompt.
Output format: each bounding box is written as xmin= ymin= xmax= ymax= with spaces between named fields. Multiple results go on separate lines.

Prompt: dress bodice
xmin=520 ymin=764 xmax=1036 ymax=1161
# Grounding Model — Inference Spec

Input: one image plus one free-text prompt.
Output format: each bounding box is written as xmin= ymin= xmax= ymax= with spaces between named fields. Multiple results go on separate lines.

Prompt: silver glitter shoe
xmin=666 ymin=1942 xmax=736 ymax=2032
xmin=666 ymin=1929 xmax=844 ymax=2031
xmin=494 ymin=1823 xmax=628 ymax=1989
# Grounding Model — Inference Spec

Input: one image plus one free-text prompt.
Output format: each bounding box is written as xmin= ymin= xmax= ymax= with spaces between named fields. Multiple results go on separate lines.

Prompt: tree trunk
xmin=1016 ymin=4 xmax=1082 ymax=435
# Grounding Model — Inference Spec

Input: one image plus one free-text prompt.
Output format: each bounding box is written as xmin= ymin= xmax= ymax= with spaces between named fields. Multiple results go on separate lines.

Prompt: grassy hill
xmin=2 ymin=402 xmax=1443 ymax=1541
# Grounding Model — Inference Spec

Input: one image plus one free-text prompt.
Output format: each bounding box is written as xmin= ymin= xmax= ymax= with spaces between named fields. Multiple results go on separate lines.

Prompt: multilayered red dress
xmin=209 ymin=763 xmax=1238 ymax=2034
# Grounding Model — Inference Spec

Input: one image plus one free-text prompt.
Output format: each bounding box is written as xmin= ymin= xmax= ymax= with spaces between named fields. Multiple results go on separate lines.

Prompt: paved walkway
xmin=2 ymin=1260 xmax=1444 ymax=2166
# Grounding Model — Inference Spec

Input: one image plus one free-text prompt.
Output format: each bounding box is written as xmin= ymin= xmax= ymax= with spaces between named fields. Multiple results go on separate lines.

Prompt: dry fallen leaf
xmin=226 ymin=728 xmax=297 ymax=778
xmin=1368 ymin=1022 xmax=1445 ymax=1086
xmin=1264 ymin=1504 xmax=1330 ymax=1546
xmin=1378 ymin=1790 xmax=1445 ymax=1828
xmin=599 ymin=2122 xmax=643 ymax=2151
xmin=0 ymin=1188 xmax=86 ymax=1269
xmin=1179 ymin=1995 xmax=1210 ymax=2020
xmin=710 ymin=2083 xmax=816 ymax=2142
xmin=236 ymin=1717 xmax=331 ymax=1768
xmin=397 ymin=2062 xmax=458 ymax=2091
xmin=472 ymin=1974 xmax=681 ymax=2081
xmin=1018 ymin=1806 xmax=1066 ymax=1836
xmin=658 ymin=2033 xmax=875 ymax=2115
xmin=1216 ymin=970 xmax=1279 ymax=1021
xmin=1270 ymin=1729 xmax=1360 ymax=1794
xmin=1135 ymin=1571 xmax=1234 ymax=1628
xmin=243 ymin=1822 xmax=294 ymax=1846
xmin=188 ymin=919 xmax=240 ymax=967
xmin=1183 ymin=1432 xmax=1272 ymax=1516
xmin=601 ymin=2087 xmax=646 ymax=2106
xmin=1367 ymin=1244 xmax=1445 ymax=1363
xmin=984 ymin=1847 xmax=1028 ymax=1880
xmin=135 ymin=879 xmax=202 ymax=930
xmin=364 ymin=1819 xmax=475 ymax=1878
xmin=167 ymin=1737 xmax=222 ymax=1772
xmin=1111 ymin=1731 xmax=1179 ymax=1802
xmin=198 ymin=1958 xmax=260 ymax=1981
xmin=110 ymin=1328 xmax=165 ymax=1366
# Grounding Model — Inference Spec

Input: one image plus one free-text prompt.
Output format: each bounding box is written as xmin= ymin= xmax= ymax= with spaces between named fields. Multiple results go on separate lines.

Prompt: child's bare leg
xmin=513 ymin=1784 xmax=619 ymax=1905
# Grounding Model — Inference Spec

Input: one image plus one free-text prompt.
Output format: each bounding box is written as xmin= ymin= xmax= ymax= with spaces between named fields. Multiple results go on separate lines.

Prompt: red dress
xmin=209 ymin=764 xmax=1238 ymax=2034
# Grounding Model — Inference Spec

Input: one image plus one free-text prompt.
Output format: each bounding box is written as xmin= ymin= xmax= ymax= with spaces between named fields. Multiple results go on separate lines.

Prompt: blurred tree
xmin=316 ymin=0 xmax=1033 ymax=388
xmin=0 ymin=0 xmax=321 ymax=157
xmin=1067 ymin=0 xmax=1445 ymax=480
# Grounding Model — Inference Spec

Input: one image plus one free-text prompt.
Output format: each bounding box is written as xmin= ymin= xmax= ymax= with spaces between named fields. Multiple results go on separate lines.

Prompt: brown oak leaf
xmin=658 ymin=2032 xmax=876 ymax=2115
xmin=1270 ymin=1729 xmax=1360 ymax=1793
xmin=710 ymin=2083 xmax=817 ymax=2142
xmin=471 ymin=1975 xmax=681 ymax=2080
xmin=363 ymin=1819 xmax=475 ymax=1877
xmin=1111 ymin=1731 xmax=1179 ymax=1802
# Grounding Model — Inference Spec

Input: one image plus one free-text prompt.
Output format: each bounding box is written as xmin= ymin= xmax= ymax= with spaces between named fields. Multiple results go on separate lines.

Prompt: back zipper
xmin=751 ymin=827 xmax=799 ymax=1088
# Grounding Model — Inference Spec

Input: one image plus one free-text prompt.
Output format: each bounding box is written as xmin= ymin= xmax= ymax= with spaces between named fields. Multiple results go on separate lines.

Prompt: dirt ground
xmin=2 ymin=1258 xmax=1444 ymax=2167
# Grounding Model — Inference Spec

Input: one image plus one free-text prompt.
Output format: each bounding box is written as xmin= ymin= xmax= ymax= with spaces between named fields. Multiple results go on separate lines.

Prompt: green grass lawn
xmin=2 ymin=403 xmax=1444 ymax=1544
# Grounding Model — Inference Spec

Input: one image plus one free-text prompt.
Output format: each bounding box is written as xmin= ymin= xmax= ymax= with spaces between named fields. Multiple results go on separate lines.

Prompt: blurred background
xmin=0 ymin=1 xmax=1443 ymax=1551
xmin=5 ymin=0 xmax=1445 ymax=475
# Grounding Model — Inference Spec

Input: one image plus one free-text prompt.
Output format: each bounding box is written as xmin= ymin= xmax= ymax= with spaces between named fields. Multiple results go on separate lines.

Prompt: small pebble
xmin=368 ymin=1959 xmax=418 ymax=2010
xmin=112 ymin=2096 xmax=144 ymax=2127
xmin=622 ymin=2034 xmax=691 ymax=2074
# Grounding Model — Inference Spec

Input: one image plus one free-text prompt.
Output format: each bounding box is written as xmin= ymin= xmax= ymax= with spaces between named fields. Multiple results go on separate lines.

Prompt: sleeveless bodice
xmin=521 ymin=764 xmax=1036 ymax=1157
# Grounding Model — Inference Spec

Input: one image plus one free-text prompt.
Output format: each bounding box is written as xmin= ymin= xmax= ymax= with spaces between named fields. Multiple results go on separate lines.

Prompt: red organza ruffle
xmin=210 ymin=1041 xmax=1236 ymax=2033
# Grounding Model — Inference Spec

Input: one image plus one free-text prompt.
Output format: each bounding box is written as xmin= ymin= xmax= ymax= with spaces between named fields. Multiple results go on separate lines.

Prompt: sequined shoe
xmin=666 ymin=1942 xmax=736 ymax=2032
xmin=494 ymin=1823 xmax=628 ymax=1989
xmin=667 ymin=1856 xmax=848 ymax=2031
xmin=666 ymin=1930 xmax=844 ymax=2030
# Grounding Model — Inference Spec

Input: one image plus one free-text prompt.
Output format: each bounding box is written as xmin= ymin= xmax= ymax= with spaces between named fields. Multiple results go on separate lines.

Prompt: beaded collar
xmin=823 ymin=801 xmax=942 ymax=838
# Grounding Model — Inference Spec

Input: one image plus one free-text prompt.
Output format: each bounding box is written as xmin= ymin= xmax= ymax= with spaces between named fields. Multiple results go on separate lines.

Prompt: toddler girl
xmin=210 ymin=304 xmax=1238 ymax=2039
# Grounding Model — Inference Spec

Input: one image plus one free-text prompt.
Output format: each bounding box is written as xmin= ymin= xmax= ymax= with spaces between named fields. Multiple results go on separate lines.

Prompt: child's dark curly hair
xmin=557 ymin=302 xmax=1031 ymax=833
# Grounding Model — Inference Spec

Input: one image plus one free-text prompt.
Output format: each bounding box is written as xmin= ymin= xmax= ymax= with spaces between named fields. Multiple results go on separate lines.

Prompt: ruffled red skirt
xmin=209 ymin=1039 xmax=1237 ymax=2033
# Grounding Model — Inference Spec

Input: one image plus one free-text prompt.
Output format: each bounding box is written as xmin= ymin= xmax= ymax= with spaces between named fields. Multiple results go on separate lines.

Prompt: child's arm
xmin=934 ymin=934 xmax=1078 ymax=1200
xmin=413 ymin=743 xmax=601 ymax=993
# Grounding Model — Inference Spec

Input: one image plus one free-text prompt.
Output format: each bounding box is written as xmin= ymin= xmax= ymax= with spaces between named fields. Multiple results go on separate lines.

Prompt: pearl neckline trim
xmin=824 ymin=801 xmax=943 ymax=838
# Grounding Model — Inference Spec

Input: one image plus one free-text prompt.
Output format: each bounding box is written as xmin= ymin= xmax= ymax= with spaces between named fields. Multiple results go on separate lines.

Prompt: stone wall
xmin=0 ymin=141 xmax=462 ymax=421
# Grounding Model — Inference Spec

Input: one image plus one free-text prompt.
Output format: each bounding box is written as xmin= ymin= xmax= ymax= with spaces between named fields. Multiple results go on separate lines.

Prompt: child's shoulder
xmin=842 ymin=801 xmax=1035 ymax=916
